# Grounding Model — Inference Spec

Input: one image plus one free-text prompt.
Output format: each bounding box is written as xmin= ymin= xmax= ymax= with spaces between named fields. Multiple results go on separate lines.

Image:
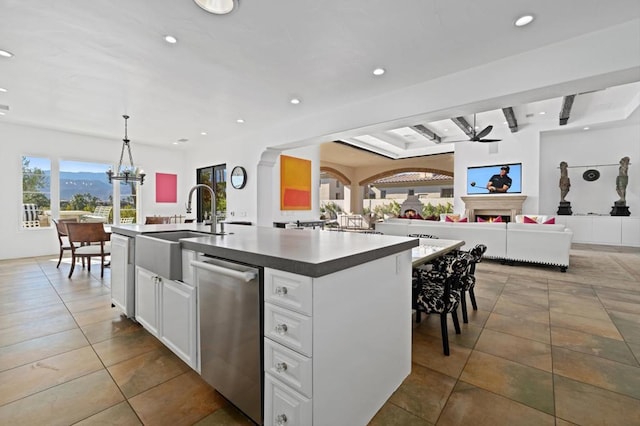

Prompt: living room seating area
xmin=376 ymin=215 xmax=573 ymax=271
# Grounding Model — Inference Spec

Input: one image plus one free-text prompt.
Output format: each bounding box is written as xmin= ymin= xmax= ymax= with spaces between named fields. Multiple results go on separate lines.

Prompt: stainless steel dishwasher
xmin=191 ymin=255 xmax=263 ymax=425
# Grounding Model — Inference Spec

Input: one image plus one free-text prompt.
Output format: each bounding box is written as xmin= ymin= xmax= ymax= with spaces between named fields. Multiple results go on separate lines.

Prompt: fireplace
xmin=461 ymin=195 xmax=527 ymax=222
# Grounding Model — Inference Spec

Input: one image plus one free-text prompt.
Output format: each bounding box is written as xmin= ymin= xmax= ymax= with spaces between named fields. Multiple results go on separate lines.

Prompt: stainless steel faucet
xmin=186 ymin=184 xmax=217 ymax=234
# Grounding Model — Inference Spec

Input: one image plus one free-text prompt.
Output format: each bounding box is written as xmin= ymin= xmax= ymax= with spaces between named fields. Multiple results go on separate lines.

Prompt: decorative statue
xmin=611 ymin=156 xmax=631 ymax=216
xmin=559 ymin=161 xmax=570 ymax=202
xmin=616 ymin=156 xmax=630 ymax=204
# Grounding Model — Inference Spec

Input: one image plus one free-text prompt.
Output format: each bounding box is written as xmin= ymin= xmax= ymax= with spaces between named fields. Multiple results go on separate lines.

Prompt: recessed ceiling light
xmin=372 ymin=68 xmax=385 ymax=76
xmin=503 ymin=121 xmax=508 ymax=125
xmin=172 ymin=142 xmax=179 ymax=145
xmin=514 ymin=15 xmax=534 ymax=27
xmin=236 ymin=119 xmax=245 ymax=123
xmin=0 ymin=111 xmax=5 ymax=116
xmin=164 ymin=35 xmax=178 ymax=44
xmin=443 ymin=128 xmax=449 ymax=132
xmin=583 ymin=127 xmax=590 ymax=130
xmin=290 ymin=98 xmax=301 ymax=105
xmin=193 ymin=0 xmax=238 ymax=15
xmin=539 ymin=111 xmax=546 ymax=115
xmin=0 ymin=49 xmax=13 ymax=58
xmin=0 ymin=87 xmax=6 ymax=92
xmin=200 ymin=131 xmax=207 ymax=136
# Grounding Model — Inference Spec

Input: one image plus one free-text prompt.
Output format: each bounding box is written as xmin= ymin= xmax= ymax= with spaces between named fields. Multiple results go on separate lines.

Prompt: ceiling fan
xmin=449 ymin=114 xmax=501 ymax=143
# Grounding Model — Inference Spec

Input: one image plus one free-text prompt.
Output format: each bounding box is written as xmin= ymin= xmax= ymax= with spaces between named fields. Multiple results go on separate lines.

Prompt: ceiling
xmin=339 ymin=80 xmax=640 ymax=160
xmin=0 ymin=1 xmax=639 ymax=153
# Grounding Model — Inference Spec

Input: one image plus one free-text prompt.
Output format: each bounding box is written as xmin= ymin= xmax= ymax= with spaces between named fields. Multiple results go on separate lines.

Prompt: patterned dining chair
xmin=456 ymin=244 xmax=487 ymax=323
xmin=415 ymin=255 xmax=469 ymax=356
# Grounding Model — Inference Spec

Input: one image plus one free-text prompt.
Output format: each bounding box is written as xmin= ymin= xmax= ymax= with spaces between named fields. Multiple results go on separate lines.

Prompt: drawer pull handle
xmin=275 ymin=286 xmax=288 ymax=296
xmin=276 ymin=414 xmax=288 ymax=425
xmin=275 ymin=324 xmax=288 ymax=335
xmin=275 ymin=362 xmax=288 ymax=373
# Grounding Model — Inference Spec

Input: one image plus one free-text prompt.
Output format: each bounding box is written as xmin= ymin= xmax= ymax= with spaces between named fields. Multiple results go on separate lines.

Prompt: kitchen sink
xmin=135 ymin=231 xmax=215 ymax=280
xmin=144 ymin=230 xmax=213 ymax=242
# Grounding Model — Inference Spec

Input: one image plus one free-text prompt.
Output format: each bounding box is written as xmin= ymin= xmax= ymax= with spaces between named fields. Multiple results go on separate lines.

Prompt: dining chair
xmin=457 ymin=244 xmax=487 ymax=323
xmin=52 ymin=218 xmax=79 ymax=268
xmin=65 ymin=222 xmax=111 ymax=278
xmin=145 ymin=216 xmax=167 ymax=224
xmin=414 ymin=255 xmax=468 ymax=356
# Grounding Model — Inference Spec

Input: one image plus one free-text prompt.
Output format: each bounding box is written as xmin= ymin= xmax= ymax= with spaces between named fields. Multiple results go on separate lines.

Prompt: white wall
xmin=453 ymin=127 xmax=541 ymax=215
xmin=452 ymin=107 xmax=639 ymax=219
xmin=539 ymin=121 xmax=640 ymax=216
xmin=0 ymin=122 xmax=189 ymax=260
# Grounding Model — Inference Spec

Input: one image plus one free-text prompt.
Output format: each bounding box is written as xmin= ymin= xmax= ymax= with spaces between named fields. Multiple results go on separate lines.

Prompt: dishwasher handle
xmin=190 ymin=260 xmax=257 ymax=282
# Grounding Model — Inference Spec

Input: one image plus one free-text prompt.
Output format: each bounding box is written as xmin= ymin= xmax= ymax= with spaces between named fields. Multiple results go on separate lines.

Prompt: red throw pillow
xmin=458 ymin=217 xmax=468 ymax=222
xmin=477 ymin=217 xmax=486 ymax=222
xmin=523 ymin=216 xmax=538 ymax=224
xmin=543 ymin=217 xmax=556 ymax=224
xmin=493 ymin=216 xmax=503 ymax=222
xmin=445 ymin=215 xmax=453 ymax=222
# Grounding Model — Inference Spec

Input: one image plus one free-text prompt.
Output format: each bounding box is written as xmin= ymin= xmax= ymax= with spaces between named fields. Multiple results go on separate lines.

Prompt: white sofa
xmin=376 ymin=217 xmax=573 ymax=271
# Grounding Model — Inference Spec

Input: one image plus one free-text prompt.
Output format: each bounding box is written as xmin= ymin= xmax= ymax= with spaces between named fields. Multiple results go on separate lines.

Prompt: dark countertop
xmin=111 ymin=224 xmax=418 ymax=277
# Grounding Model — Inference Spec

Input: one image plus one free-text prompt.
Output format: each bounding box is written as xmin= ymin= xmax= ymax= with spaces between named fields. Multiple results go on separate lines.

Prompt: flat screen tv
xmin=466 ymin=163 xmax=522 ymax=194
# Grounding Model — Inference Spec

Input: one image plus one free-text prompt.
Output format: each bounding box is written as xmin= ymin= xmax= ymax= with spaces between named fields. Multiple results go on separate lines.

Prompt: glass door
xmin=196 ymin=164 xmax=226 ymax=223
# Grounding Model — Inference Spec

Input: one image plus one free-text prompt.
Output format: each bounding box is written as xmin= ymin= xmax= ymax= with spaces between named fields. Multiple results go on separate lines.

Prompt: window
xmin=441 ymin=188 xmax=454 ymax=198
xmin=336 ymin=181 xmax=340 ymax=188
xmin=196 ymin=164 xmax=227 ymax=222
xmin=22 ymin=156 xmax=51 ymax=228
xmin=60 ymin=160 xmax=113 ymax=223
xmin=119 ymin=180 xmax=138 ymax=224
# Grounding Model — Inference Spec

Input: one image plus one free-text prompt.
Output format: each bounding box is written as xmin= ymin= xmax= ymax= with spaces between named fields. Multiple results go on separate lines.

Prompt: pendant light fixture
xmin=106 ymin=115 xmax=145 ymax=185
xmin=193 ymin=0 xmax=238 ymax=15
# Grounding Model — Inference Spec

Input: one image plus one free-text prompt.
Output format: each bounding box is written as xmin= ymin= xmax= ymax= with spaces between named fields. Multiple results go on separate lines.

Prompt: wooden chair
xmin=65 ymin=222 xmax=111 ymax=278
xmin=52 ymin=218 xmax=80 ymax=268
xmin=145 ymin=216 xmax=168 ymax=224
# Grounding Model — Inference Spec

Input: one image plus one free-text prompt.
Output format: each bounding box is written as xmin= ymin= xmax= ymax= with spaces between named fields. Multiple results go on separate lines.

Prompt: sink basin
xmin=135 ymin=231 xmax=213 ymax=280
xmin=144 ymin=230 xmax=212 ymax=242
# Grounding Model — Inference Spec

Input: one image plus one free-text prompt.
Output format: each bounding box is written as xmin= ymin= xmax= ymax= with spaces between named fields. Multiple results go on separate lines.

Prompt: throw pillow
xmin=493 ymin=216 xmax=503 ymax=222
xmin=543 ymin=217 xmax=556 ymax=224
xmin=477 ymin=217 xmax=486 ymax=222
xmin=523 ymin=216 xmax=538 ymax=224
xmin=458 ymin=217 xmax=468 ymax=222
xmin=445 ymin=214 xmax=460 ymax=222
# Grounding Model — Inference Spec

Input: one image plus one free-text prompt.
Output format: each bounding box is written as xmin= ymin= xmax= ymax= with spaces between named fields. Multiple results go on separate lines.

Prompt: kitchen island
xmin=110 ymin=223 xmax=418 ymax=426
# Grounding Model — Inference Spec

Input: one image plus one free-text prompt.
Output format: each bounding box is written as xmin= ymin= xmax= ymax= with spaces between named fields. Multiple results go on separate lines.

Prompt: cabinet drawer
xmin=265 ymin=269 xmax=313 ymax=316
xmin=264 ymin=375 xmax=312 ymax=426
xmin=265 ymin=339 xmax=312 ymax=398
xmin=265 ymin=303 xmax=312 ymax=357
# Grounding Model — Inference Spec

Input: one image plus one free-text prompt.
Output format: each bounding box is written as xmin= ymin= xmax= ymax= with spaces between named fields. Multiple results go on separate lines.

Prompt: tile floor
xmin=0 ymin=243 xmax=638 ymax=425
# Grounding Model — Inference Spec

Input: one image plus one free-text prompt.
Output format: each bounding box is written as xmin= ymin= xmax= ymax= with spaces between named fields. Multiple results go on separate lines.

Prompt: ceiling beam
xmin=411 ymin=124 xmax=442 ymax=143
xmin=559 ymin=94 xmax=576 ymax=125
xmin=451 ymin=117 xmax=474 ymax=137
xmin=502 ymin=107 xmax=518 ymax=133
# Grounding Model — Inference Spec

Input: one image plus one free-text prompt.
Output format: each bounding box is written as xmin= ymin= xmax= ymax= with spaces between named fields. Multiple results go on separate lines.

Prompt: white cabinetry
xmin=135 ymin=266 xmax=197 ymax=368
xmin=557 ymin=216 xmax=640 ymax=246
xmin=263 ymin=251 xmax=412 ymax=426
xmin=111 ymin=234 xmax=135 ymax=317
xmin=135 ymin=266 xmax=160 ymax=336
xmin=161 ymin=279 xmax=196 ymax=367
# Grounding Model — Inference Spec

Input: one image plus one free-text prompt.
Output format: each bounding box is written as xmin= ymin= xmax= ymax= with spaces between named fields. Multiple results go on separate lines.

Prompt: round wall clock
xmin=230 ymin=166 xmax=247 ymax=189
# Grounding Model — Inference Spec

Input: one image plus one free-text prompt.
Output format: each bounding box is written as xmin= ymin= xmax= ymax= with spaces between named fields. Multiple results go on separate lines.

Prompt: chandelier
xmin=106 ymin=115 xmax=145 ymax=185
